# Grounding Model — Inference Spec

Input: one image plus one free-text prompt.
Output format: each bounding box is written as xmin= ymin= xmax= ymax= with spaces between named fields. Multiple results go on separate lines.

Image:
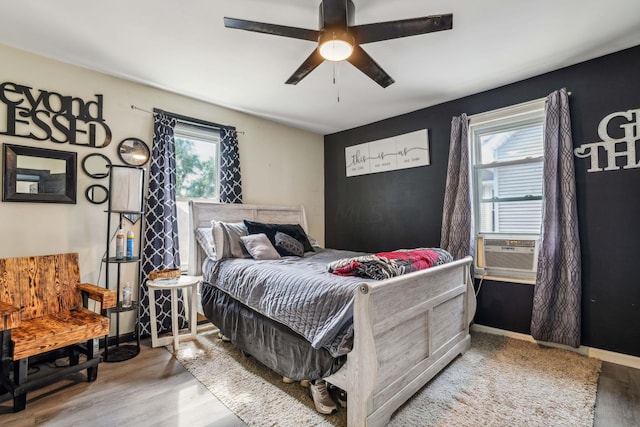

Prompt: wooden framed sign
xmin=345 ymin=129 xmax=429 ymax=177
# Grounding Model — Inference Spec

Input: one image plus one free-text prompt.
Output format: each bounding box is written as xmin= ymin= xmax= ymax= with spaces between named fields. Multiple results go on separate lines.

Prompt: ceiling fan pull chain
xmin=333 ymin=62 xmax=340 ymax=103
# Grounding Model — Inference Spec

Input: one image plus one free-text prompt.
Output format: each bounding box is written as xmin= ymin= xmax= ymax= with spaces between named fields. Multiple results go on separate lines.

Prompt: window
xmin=469 ymin=99 xmax=545 ymax=282
xmin=174 ymin=121 xmax=220 ymax=270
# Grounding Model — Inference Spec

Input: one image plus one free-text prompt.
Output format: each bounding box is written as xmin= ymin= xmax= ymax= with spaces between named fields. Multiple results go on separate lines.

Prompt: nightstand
xmin=147 ymin=275 xmax=201 ymax=352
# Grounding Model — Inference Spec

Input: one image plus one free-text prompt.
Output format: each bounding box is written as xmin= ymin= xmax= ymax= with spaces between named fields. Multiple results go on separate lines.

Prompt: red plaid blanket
xmin=328 ymin=248 xmax=453 ymax=280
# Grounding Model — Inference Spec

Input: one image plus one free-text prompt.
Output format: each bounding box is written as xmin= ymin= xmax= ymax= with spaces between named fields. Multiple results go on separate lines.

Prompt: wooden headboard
xmin=187 ymin=200 xmax=308 ymax=275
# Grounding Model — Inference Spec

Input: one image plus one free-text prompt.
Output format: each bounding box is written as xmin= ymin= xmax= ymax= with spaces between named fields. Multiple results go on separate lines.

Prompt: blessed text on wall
xmin=0 ymin=81 xmax=112 ymax=148
xmin=345 ymin=129 xmax=430 ymax=177
xmin=574 ymin=108 xmax=639 ymax=172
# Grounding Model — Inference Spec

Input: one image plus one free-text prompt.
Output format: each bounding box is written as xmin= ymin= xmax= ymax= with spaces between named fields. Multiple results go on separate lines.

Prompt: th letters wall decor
xmin=0 ymin=81 xmax=112 ymax=148
xmin=574 ymin=108 xmax=640 ymax=172
xmin=345 ymin=129 xmax=430 ymax=177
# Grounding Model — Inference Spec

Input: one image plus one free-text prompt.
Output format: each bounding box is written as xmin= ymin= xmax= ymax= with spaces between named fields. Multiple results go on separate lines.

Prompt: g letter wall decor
xmin=345 ymin=129 xmax=430 ymax=177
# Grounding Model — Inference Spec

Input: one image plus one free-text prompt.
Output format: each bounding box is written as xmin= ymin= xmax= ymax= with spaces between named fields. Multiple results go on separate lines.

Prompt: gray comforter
xmin=206 ymin=248 xmax=369 ymax=357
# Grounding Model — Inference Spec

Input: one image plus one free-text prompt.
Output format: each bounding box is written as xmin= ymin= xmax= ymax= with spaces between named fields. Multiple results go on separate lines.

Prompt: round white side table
xmin=147 ymin=275 xmax=201 ymax=352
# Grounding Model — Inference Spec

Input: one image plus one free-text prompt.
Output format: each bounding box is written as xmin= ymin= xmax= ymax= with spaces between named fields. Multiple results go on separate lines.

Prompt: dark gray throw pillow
xmin=275 ymin=231 xmax=304 ymax=257
xmin=243 ymin=220 xmax=314 ymax=254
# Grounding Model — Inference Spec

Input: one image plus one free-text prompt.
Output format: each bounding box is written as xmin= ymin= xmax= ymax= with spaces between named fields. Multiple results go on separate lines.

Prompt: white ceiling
xmin=1 ymin=0 xmax=639 ymax=135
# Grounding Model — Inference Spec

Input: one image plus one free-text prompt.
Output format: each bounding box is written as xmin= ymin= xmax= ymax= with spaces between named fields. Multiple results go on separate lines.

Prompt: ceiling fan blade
xmin=285 ymin=49 xmax=325 ymax=85
xmin=347 ymin=45 xmax=394 ymax=88
xmin=224 ymin=17 xmax=319 ymax=42
xmin=352 ymin=14 xmax=453 ymax=44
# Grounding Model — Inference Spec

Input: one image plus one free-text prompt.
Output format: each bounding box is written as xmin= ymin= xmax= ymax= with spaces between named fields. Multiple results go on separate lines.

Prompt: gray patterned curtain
xmin=441 ymin=114 xmax=473 ymax=260
xmin=139 ymin=111 xmax=186 ymax=336
xmin=219 ymin=126 xmax=243 ymax=203
xmin=530 ymin=88 xmax=581 ymax=347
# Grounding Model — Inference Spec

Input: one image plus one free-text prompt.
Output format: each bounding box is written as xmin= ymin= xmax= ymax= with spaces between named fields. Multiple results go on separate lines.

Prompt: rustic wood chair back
xmin=0 ymin=253 xmax=82 ymax=326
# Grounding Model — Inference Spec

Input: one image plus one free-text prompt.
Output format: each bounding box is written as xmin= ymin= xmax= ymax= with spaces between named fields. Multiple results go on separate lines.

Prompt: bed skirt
xmin=201 ymin=281 xmax=346 ymax=380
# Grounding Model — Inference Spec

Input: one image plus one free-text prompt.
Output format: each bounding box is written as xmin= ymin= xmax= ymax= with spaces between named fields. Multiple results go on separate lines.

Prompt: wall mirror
xmin=85 ymin=184 xmax=109 ymax=204
xmin=118 ymin=138 xmax=150 ymax=166
xmin=82 ymin=153 xmax=111 ymax=178
xmin=2 ymin=144 xmax=77 ymax=204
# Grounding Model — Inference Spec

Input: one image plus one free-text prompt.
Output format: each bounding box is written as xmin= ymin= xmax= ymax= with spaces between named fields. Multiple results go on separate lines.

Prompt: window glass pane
xmin=175 ymin=136 xmax=218 ymax=199
xmin=478 ymin=124 xmax=543 ymax=164
xmin=174 ymin=122 xmax=220 ymax=270
xmin=478 ymin=199 xmax=542 ymax=234
xmin=477 ymin=162 xmax=543 ymax=200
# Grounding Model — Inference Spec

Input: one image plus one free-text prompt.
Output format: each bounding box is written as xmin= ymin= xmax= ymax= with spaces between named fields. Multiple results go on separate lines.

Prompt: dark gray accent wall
xmin=324 ymin=45 xmax=640 ymax=357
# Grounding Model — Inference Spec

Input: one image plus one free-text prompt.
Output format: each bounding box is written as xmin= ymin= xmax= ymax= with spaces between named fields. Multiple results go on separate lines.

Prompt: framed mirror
xmin=82 ymin=153 xmax=112 ymax=178
xmin=3 ymin=144 xmax=77 ymax=204
xmin=85 ymin=184 xmax=109 ymax=204
xmin=118 ymin=138 xmax=150 ymax=166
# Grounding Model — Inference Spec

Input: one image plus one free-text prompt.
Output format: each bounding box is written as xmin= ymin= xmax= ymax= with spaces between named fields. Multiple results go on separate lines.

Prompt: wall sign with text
xmin=0 ymin=81 xmax=112 ymax=148
xmin=574 ymin=108 xmax=639 ymax=172
xmin=345 ymin=129 xmax=430 ymax=177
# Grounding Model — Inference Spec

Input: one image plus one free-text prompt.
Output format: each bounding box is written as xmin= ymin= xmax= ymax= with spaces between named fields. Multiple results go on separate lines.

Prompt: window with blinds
xmin=470 ymin=100 xmax=546 ymax=236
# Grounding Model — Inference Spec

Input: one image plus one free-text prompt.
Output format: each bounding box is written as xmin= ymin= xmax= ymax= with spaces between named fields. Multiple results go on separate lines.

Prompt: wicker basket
xmin=148 ymin=268 xmax=181 ymax=280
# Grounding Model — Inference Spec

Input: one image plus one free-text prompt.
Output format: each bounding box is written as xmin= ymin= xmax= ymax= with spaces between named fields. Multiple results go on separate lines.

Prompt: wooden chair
xmin=0 ymin=253 xmax=116 ymax=411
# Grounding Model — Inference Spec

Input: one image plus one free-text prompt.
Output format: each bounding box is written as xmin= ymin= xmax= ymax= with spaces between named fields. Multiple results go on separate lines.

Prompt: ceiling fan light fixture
xmin=318 ymin=31 xmax=354 ymax=62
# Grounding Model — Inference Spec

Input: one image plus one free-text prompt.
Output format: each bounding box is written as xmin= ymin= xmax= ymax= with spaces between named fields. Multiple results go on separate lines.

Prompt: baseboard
xmin=471 ymin=324 xmax=640 ymax=370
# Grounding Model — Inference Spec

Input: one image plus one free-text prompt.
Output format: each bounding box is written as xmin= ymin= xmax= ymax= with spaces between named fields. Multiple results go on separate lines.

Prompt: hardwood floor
xmin=0 ymin=341 xmax=246 ymax=427
xmin=594 ymin=361 xmax=640 ymax=427
xmin=1 ymin=342 xmax=638 ymax=426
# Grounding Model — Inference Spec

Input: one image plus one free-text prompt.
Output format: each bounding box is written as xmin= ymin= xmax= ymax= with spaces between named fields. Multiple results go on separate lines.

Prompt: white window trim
xmin=469 ymin=99 xmax=546 ymax=284
xmin=469 ymin=98 xmax=546 ymax=128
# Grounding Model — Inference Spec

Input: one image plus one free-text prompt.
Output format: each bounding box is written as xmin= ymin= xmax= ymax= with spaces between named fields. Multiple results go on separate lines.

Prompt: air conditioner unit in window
xmin=475 ymin=236 xmax=539 ymax=281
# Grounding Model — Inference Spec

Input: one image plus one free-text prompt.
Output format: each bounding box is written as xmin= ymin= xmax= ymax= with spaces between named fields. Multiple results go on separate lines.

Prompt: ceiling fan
xmin=224 ymin=0 xmax=452 ymax=88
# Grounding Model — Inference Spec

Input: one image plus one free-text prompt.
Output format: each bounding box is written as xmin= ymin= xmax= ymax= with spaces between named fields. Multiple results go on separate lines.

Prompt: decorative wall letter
xmin=574 ymin=108 xmax=640 ymax=172
xmin=0 ymin=81 xmax=112 ymax=148
xmin=345 ymin=129 xmax=429 ymax=177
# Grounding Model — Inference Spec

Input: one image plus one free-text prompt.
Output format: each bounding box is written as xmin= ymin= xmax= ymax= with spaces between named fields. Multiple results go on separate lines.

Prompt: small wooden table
xmin=147 ymin=275 xmax=201 ymax=352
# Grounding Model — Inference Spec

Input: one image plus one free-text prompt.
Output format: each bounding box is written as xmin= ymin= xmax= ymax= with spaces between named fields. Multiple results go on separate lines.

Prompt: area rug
xmin=174 ymin=331 xmax=601 ymax=426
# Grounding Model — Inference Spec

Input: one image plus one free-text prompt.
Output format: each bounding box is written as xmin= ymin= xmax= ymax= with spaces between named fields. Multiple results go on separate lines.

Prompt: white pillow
xmin=211 ymin=221 xmax=226 ymax=260
xmin=240 ymin=233 xmax=281 ymax=260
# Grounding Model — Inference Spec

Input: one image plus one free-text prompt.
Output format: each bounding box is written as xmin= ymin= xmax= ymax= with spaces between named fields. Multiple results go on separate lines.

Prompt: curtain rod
xmin=130 ymin=105 xmax=245 ymax=135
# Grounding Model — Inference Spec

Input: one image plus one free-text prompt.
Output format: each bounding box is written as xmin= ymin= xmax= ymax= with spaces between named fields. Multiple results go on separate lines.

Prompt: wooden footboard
xmin=326 ymin=256 xmax=475 ymax=427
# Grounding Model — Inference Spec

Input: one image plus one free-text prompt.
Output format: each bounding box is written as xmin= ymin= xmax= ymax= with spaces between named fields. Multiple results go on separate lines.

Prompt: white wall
xmin=0 ymin=44 xmax=324 ymax=332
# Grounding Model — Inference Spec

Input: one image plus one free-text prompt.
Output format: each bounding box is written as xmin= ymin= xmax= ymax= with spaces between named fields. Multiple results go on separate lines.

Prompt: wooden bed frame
xmin=188 ymin=200 xmax=475 ymax=427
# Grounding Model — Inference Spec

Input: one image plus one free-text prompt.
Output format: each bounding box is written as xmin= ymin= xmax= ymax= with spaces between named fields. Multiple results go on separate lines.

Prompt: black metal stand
xmin=102 ymin=165 xmax=146 ymax=363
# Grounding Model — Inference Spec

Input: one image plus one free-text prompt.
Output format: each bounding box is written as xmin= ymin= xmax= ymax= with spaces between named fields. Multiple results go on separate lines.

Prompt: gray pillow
xmin=194 ymin=227 xmax=216 ymax=259
xmin=275 ymin=231 xmax=304 ymax=257
xmin=221 ymin=221 xmax=248 ymax=258
xmin=306 ymin=234 xmax=322 ymax=248
xmin=211 ymin=220 xmax=248 ymax=260
xmin=240 ymin=233 xmax=281 ymax=260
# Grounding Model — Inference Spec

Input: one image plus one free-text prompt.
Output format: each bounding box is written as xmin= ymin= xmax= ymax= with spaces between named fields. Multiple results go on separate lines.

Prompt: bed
xmin=188 ymin=200 xmax=475 ymax=427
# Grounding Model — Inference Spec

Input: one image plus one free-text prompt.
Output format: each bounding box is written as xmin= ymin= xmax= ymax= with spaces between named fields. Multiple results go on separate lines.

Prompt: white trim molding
xmin=472 ymin=324 xmax=640 ymax=370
